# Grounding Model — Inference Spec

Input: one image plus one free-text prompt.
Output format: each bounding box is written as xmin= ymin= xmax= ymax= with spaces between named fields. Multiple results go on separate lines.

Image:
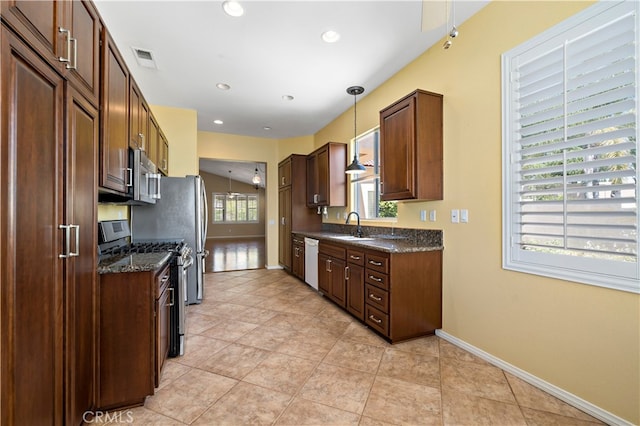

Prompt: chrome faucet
xmin=345 ymin=211 xmax=363 ymax=238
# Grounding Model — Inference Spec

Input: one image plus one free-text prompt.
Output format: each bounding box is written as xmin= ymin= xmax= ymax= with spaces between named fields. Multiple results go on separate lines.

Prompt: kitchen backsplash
xmin=322 ymin=223 xmax=442 ymax=247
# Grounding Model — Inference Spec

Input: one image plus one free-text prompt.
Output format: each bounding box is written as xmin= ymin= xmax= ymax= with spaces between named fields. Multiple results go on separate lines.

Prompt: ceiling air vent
xmin=132 ymin=47 xmax=157 ymax=69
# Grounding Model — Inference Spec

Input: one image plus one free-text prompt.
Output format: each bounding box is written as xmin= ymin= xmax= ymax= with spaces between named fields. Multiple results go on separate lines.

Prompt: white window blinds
xmin=502 ymin=0 xmax=639 ymax=293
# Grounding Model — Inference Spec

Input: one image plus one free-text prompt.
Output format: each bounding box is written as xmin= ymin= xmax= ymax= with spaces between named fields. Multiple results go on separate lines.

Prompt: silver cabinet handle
xmin=58 ymin=27 xmax=71 ymax=63
xmin=349 ymin=255 xmax=361 ymax=260
xmin=58 ymin=224 xmax=70 ymax=258
xmin=369 ymin=293 xmax=382 ymax=302
xmin=66 ymin=36 xmax=77 ymax=70
xmin=369 ymin=314 xmax=382 ymax=324
xmin=369 ymin=260 xmax=383 ymax=266
xmin=326 ymin=259 xmax=332 ymax=272
xmin=369 ymin=275 xmax=382 ymax=282
xmin=281 ymin=176 xmax=285 ymax=186
xmin=126 ymin=167 xmax=133 ymax=187
xmin=167 ymin=287 xmax=175 ymax=307
xmin=313 ymin=194 xmax=319 ymax=203
xmin=345 ymin=266 xmax=350 ymax=280
xmin=69 ymin=224 xmax=80 ymax=257
xmin=281 ymin=217 xmax=285 ymax=226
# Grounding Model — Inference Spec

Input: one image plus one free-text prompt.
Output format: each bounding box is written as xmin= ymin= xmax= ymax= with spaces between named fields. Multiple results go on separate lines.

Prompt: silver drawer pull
xmin=369 ymin=275 xmax=383 ymax=282
xmin=349 ymin=255 xmax=361 ymax=260
xmin=369 ymin=293 xmax=382 ymax=301
xmin=369 ymin=315 xmax=382 ymax=324
xmin=369 ymin=260 xmax=383 ymax=266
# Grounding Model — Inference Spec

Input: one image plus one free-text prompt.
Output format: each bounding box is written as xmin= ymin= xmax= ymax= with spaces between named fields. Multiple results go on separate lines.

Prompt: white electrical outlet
xmin=461 ymin=209 xmax=469 ymax=223
xmin=451 ymin=209 xmax=459 ymax=223
xmin=429 ymin=210 xmax=436 ymax=222
xmin=420 ymin=210 xmax=427 ymax=221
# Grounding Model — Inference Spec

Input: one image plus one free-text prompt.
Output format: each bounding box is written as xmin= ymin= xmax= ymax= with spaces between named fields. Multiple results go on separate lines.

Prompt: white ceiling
xmin=199 ymin=158 xmax=267 ymax=187
xmin=93 ymin=0 xmax=489 ymax=184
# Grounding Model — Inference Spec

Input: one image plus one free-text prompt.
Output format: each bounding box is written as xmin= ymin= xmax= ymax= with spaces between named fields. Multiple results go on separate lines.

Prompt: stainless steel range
xmin=98 ymin=220 xmax=191 ymax=357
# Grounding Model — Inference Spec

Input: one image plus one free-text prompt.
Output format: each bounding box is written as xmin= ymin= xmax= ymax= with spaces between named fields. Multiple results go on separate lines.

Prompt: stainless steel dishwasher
xmin=304 ymin=237 xmax=319 ymax=290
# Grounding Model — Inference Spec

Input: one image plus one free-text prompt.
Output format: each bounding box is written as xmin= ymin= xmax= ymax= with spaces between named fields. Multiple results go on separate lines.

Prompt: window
xmin=502 ymin=0 xmax=639 ymax=293
xmin=351 ymin=128 xmax=397 ymax=219
xmin=213 ymin=193 xmax=258 ymax=223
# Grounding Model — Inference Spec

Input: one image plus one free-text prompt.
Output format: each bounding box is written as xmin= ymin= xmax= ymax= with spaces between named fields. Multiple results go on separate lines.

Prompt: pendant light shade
xmin=252 ymin=167 xmax=261 ymax=185
xmin=345 ymin=85 xmax=366 ymax=175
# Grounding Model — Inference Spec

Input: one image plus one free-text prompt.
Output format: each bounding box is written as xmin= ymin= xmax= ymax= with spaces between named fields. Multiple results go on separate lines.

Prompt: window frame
xmin=350 ymin=127 xmax=398 ymax=221
xmin=501 ymin=0 xmax=640 ymax=294
xmin=212 ymin=192 xmax=259 ymax=224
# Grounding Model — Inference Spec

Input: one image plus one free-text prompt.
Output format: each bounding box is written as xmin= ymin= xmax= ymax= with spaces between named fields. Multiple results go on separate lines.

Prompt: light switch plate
xmin=461 ymin=209 xmax=469 ymax=223
xmin=451 ymin=209 xmax=459 ymax=223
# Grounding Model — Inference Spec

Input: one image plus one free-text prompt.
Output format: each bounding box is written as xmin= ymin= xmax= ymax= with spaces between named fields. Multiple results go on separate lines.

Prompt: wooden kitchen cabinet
xmin=148 ymin=114 xmax=160 ymax=167
xmin=380 ymin=89 xmax=443 ymax=201
xmin=159 ymin=131 xmax=169 ymax=175
xmin=129 ymin=78 xmax=149 ymax=152
xmin=306 ymin=142 xmax=347 ymax=207
xmin=292 ymin=235 xmax=305 ymax=281
xmin=318 ymin=242 xmax=347 ymax=307
xmin=1 ymin=24 xmax=98 ymax=425
xmin=278 ymin=155 xmax=321 ymax=270
xmin=346 ymin=248 xmax=365 ymax=321
xmin=0 ymin=0 xmax=102 ymax=105
xmin=100 ymin=29 xmax=130 ymax=194
xmin=98 ymin=262 xmax=171 ymax=410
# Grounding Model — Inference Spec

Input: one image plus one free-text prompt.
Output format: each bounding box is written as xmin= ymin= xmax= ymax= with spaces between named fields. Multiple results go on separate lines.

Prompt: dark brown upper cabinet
xmin=380 ymin=89 xmax=443 ymax=201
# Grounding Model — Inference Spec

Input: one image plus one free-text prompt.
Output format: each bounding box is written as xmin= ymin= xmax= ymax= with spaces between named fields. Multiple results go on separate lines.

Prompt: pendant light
xmin=227 ymin=170 xmax=238 ymax=198
xmin=345 ymin=85 xmax=366 ymax=175
xmin=442 ymin=0 xmax=458 ymax=50
xmin=252 ymin=165 xmax=262 ymax=188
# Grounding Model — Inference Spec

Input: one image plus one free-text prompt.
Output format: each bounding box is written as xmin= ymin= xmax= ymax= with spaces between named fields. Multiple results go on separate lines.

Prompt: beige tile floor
xmin=117 ymin=269 xmax=604 ymax=425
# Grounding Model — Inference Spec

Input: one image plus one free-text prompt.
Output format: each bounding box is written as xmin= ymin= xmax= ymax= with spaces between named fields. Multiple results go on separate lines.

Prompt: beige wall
xmin=200 ymin=171 xmax=266 ymax=239
xmin=151 ymin=105 xmax=199 ymax=177
xmin=198 ymin=131 xmax=282 ymax=268
xmin=313 ymin=1 xmax=639 ymax=423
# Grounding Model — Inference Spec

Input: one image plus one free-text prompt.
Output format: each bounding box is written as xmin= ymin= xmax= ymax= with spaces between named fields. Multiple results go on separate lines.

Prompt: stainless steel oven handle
xmin=182 ymin=255 xmax=194 ymax=269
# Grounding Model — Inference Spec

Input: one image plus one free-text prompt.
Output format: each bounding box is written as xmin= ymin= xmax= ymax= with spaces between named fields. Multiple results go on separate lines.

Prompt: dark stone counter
xmin=98 ymin=252 xmax=172 ymax=274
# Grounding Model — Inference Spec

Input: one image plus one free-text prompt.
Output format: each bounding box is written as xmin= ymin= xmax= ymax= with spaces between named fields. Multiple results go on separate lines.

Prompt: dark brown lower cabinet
xmin=346 ymin=249 xmax=365 ymax=321
xmin=1 ymin=24 xmax=98 ymax=425
xmin=98 ymin=263 xmax=170 ymax=410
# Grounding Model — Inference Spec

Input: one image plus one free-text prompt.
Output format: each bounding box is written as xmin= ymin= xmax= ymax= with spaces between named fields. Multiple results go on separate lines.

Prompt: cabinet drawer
xmin=347 ymin=249 xmax=365 ymax=266
xmin=365 ymin=305 xmax=389 ymax=336
xmin=320 ymin=242 xmax=346 ymax=260
xmin=365 ymin=253 xmax=389 ymax=274
xmin=365 ymin=269 xmax=389 ymax=291
xmin=365 ymin=284 xmax=389 ymax=313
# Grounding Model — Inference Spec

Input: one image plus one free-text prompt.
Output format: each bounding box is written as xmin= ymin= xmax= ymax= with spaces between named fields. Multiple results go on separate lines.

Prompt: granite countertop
xmin=98 ymin=252 xmax=172 ymax=274
xmin=292 ymin=231 xmax=444 ymax=253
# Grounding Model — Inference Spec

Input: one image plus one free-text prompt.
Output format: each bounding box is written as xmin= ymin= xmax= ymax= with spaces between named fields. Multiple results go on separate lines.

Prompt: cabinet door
xmin=0 ymin=0 xmax=65 ymax=68
xmin=278 ymin=187 xmax=292 ymax=268
xmin=318 ymin=253 xmax=331 ymax=294
xmin=148 ymin=114 xmax=160 ymax=167
xmin=380 ymin=96 xmax=416 ymax=201
xmin=100 ymin=31 xmax=129 ymax=193
xmin=159 ymin=132 xmax=169 ymax=175
xmin=278 ymin=157 xmax=291 ymax=188
xmin=316 ymin=146 xmax=329 ymax=205
xmin=306 ymin=153 xmax=318 ymax=206
xmin=129 ymin=79 xmax=142 ymax=150
xmin=1 ymin=27 xmax=65 ymax=425
xmin=346 ymin=263 xmax=365 ymax=321
xmin=156 ymin=283 xmax=170 ymax=388
xmin=66 ymin=0 xmax=101 ymax=104
xmin=65 ymin=86 xmax=98 ymax=426
xmin=329 ymin=257 xmax=346 ymax=307
xmin=292 ymin=237 xmax=304 ymax=280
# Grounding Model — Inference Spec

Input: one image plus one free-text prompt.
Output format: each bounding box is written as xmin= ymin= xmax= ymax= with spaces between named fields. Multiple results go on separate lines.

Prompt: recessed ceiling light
xmin=216 ymin=83 xmax=230 ymax=90
xmin=282 ymin=95 xmax=294 ymax=101
xmin=222 ymin=1 xmax=244 ymax=17
xmin=321 ymin=30 xmax=340 ymax=43
xmin=263 ymin=126 xmax=272 ymax=131
xmin=213 ymin=119 xmax=224 ymax=125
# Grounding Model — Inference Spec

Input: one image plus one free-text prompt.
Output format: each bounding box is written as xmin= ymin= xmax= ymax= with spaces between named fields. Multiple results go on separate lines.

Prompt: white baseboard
xmin=435 ymin=330 xmax=632 ymax=426
xmin=265 ymin=264 xmax=283 ymax=270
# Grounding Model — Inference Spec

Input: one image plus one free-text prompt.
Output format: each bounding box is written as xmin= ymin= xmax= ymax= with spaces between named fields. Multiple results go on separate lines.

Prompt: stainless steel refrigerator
xmin=131 ymin=175 xmax=208 ymax=304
